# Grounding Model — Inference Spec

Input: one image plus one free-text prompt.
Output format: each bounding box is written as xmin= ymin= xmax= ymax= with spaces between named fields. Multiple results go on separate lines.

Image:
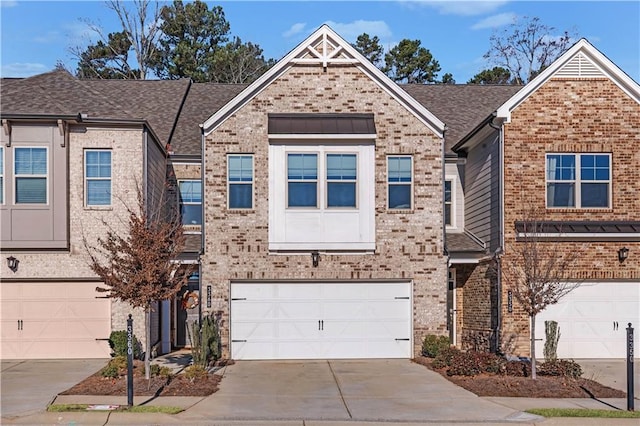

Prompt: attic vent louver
xmin=556 ymin=52 xmax=605 ymax=78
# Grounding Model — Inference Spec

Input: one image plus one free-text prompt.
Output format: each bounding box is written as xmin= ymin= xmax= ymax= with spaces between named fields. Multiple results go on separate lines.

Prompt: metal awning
xmin=268 ymin=113 xmax=376 ymax=137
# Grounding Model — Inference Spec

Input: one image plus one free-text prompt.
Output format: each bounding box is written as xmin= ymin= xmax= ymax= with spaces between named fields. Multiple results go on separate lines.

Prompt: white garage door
xmin=230 ymin=282 xmax=412 ymax=360
xmin=1 ymin=282 xmax=111 ymax=359
xmin=535 ymin=282 xmax=640 ymax=359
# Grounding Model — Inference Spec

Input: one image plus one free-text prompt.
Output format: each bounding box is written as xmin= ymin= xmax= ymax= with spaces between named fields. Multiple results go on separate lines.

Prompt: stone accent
xmin=502 ymin=78 xmax=640 ymax=356
xmin=202 ymin=63 xmax=447 ymax=358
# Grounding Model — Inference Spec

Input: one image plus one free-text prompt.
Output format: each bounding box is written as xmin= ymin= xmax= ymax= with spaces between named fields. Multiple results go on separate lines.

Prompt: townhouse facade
xmin=1 ymin=27 xmax=638 ymax=361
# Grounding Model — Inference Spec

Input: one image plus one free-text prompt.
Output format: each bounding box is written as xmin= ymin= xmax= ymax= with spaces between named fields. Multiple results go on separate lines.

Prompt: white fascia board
xmin=496 ymin=38 xmax=640 ymax=122
xmin=269 ymin=242 xmax=376 ymax=251
xmin=202 ymin=24 xmax=445 ymax=139
xmin=268 ymin=134 xmax=377 ymax=140
xmin=517 ymin=232 xmax=640 ymax=241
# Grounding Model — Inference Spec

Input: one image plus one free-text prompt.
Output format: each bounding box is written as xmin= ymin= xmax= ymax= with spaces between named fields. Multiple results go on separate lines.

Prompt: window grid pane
xmin=228 ymin=155 xmax=254 ymax=209
xmin=85 ymin=150 xmax=111 ymax=206
xmin=288 ymin=153 xmax=317 ymax=208
xmin=444 ymin=180 xmax=452 ymax=225
xmin=0 ymin=147 xmax=3 ymax=204
xmin=327 ymin=154 xmax=356 ymax=208
xmin=546 ymin=153 xmax=610 ymax=208
xmin=388 ymin=156 xmax=412 ymax=209
xmin=15 ymin=147 xmax=47 ymax=204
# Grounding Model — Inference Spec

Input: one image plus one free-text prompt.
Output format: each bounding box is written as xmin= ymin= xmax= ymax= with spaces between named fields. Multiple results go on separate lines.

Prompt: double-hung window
xmin=287 ymin=153 xmax=318 ymax=207
xmin=85 ymin=150 xmax=112 ymax=206
xmin=546 ymin=153 xmax=611 ymax=208
xmin=179 ymin=180 xmax=202 ymax=225
xmin=326 ymin=154 xmax=357 ymax=207
xmin=14 ymin=147 xmax=47 ymax=204
xmin=387 ymin=156 xmax=413 ymax=209
xmin=0 ymin=147 xmax=4 ymax=204
xmin=228 ymin=154 xmax=253 ymax=209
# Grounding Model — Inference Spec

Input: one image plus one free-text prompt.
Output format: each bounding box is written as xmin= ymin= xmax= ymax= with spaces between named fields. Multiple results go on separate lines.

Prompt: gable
xmin=201 ymin=25 xmax=444 ymax=138
xmin=496 ymin=39 xmax=640 ymax=122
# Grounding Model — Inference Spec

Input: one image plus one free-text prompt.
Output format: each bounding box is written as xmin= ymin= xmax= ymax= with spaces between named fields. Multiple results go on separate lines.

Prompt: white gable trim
xmin=496 ymin=38 xmax=640 ymax=122
xmin=201 ymin=25 xmax=444 ymax=138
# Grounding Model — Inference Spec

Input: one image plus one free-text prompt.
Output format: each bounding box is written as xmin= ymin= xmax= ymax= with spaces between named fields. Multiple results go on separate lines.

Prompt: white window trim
xmin=227 ymin=154 xmax=254 ymax=210
xmin=84 ymin=149 xmax=112 ymax=207
xmin=325 ymin=152 xmax=359 ymax=209
xmin=178 ymin=179 xmax=203 ymax=226
xmin=286 ymin=152 xmax=318 ymax=209
xmin=387 ymin=155 xmax=413 ymax=210
xmin=444 ymin=176 xmax=456 ymax=229
xmin=14 ymin=146 xmax=48 ymax=205
xmin=545 ymin=153 xmax=612 ymax=209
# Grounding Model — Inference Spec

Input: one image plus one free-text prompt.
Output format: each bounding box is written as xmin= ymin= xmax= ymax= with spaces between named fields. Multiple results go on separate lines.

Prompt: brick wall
xmin=502 ymin=78 xmax=640 ymax=355
xmin=202 ymin=63 xmax=447 ymax=357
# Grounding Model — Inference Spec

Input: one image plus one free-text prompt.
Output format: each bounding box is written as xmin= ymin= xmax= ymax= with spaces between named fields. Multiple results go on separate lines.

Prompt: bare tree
xmin=72 ymin=0 xmax=162 ymax=79
xmin=84 ymin=185 xmax=193 ymax=379
xmin=484 ymin=16 xmax=574 ymax=84
xmin=501 ymin=208 xmax=580 ymax=379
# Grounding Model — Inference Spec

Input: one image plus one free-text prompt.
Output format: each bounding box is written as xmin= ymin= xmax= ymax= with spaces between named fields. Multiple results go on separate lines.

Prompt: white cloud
xmin=0 ymin=1 xmax=18 ymax=8
xmin=33 ymin=31 xmax=63 ymax=44
xmin=1 ymin=62 xmax=49 ymax=78
xmin=323 ymin=20 xmax=393 ymax=41
xmin=283 ymin=23 xmax=306 ymax=38
xmin=471 ymin=12 xmax=516 ymax=30
xmin=400 ymin=1 xmax=509 ymax=16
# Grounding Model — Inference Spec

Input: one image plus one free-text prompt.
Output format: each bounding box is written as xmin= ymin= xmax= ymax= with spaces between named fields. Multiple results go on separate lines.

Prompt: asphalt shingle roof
xmin=446 ymin=232 xmax=487 ymax=253
xmin=170 ymin=82 xmax=246 ymax=156
xmin=402 ymin=84 xmax=522 ymax=153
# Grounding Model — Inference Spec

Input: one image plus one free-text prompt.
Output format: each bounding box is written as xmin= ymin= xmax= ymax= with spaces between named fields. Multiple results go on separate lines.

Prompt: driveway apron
xmin=1 ymin=359 xmax=107 ymax=419
xmin=182 ymin=359 xmax=521 ymax=422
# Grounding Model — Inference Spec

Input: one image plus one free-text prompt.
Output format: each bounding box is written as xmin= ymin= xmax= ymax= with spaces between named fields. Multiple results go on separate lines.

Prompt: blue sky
xmin=1 ymin=1 xmax=639 ymax=83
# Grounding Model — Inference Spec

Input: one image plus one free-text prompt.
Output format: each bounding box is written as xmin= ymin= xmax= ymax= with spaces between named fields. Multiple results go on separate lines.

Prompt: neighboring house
xmin=1 ymin=29 xmax=637 ymax=362
xmin=0 ymin=71 xmax=190 ymax=359
xmin=452 ymin=39 xmax=640 ymax=358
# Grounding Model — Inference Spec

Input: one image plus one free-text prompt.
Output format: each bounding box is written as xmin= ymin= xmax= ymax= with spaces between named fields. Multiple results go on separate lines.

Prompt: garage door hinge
xmin=231 ymin=298 xmax=247 ymax=301
xmin=394 ymin=296 xmax=410 ymax=299
xmin=231 ymin=339 xmax=247 ymax=343
xmin=395 ymin=338 xmax=410 ymax=341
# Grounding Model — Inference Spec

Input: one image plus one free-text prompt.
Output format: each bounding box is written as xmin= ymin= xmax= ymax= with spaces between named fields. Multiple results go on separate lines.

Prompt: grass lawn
xmin=48 ymin=404 xmax=183 ymax=414
xmin=526 ymin=408 xmax=640 ymax=418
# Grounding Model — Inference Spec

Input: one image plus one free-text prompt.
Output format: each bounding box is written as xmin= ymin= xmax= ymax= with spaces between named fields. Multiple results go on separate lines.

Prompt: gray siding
xmin=0 ymin=123 xmax=68 ymax=249
xmin=464 ymin=130 xmax=501 ymax=252
xmin=145 ymin=133 xmax=170 ymax=221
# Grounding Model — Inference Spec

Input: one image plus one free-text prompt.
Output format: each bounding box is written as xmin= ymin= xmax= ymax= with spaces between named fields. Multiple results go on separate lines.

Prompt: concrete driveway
xmin=1 ymin=358 xmax=107 ymax=418
xmin=180 ymin=359 xmax=529 ymax=423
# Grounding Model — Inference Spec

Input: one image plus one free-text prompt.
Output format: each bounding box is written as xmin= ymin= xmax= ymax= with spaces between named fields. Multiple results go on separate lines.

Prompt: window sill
xmin=546 ymin=207 xmax=613 ymax=213
xmin=386 ymin=209 xmax=414 ymax=214
xmin=227 ymin=208 xmax=255 ymax=212
xmin=84 ymin=206 xmax=113 ymax=211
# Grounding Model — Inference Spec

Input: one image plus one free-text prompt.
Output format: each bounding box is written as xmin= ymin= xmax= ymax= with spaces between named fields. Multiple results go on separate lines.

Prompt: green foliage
xmin=383 ymin=39 xmax=441 ymax=83
xmin=446 ymin=351 xmax=506 ymax=376
xmin=184 ymin=365 xmax=208 ymax=381
xmin=76 ymin=31 xmax=138 ymax=79
xmin=421 ymin=334 xmax=451 ymax=357
xmin=188 ymin=313 xmax=222 ymax=368
xmin=431 ymin=347 xmax=460 ymax=369
xmin=440 ymin=72 xmax=455 ymax=84
xmin=109 ymin=330 xmax=142 ymax=359
xmin=543 ymin=320 xmax=561 ymax=362
xmin=100 ymin=356 xmax=128 ymax=378
xmin=143 ymin=363 xmax=173 ymax=378
xmin=539 ymin=359 xmax=583 ymax=379
xmin=352 ymin=33 xmax=384 ymax=65
xmin=467 ymin=66 xmax=512 ymax=84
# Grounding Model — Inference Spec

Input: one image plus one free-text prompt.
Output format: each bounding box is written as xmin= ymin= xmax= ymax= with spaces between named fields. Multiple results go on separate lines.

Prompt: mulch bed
xmin=60 ymin=359 xmax=222 ymax=397
xmin=413 ymin=356 xmax=626 ymax=398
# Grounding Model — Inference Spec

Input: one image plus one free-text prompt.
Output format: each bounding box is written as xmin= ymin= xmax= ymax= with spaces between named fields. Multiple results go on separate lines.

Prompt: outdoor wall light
xmin=311 ymin=251 xmax=320 ymax=267
xmin=618 ymin=247 xmax=629 ymax=263
xmin=6 ymin=256 xmax=19 ymax=272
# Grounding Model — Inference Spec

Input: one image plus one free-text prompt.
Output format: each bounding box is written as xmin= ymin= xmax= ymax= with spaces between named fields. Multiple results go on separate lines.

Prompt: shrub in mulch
xmin=539 ymin=359 xmax=583 ymax=378
xmin=504 ymin=360 xmax=531 ymax=377
xmin=421 ymin=334 xmax=451 ymax=358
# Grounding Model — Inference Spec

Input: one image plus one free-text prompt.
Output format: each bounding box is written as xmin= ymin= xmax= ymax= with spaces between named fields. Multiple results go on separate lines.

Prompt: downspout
xmin=489 ymin=114 xmax=504 ymax=354
xmin=199 ymin=124 xmax=205 ymax=320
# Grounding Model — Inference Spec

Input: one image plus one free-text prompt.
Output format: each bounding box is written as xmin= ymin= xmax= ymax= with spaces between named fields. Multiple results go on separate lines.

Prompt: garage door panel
xmin=230 ymin=281 xmax=412 ymax=360
xmin=1 ymin=282 xmax=111 ymax=359
xmin=535 ymin=282 xmax=639 ymax=359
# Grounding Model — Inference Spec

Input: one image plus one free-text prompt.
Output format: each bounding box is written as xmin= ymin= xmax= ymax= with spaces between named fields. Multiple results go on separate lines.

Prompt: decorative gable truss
xmin=201 ymin=25 xmax=444 ymax=139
